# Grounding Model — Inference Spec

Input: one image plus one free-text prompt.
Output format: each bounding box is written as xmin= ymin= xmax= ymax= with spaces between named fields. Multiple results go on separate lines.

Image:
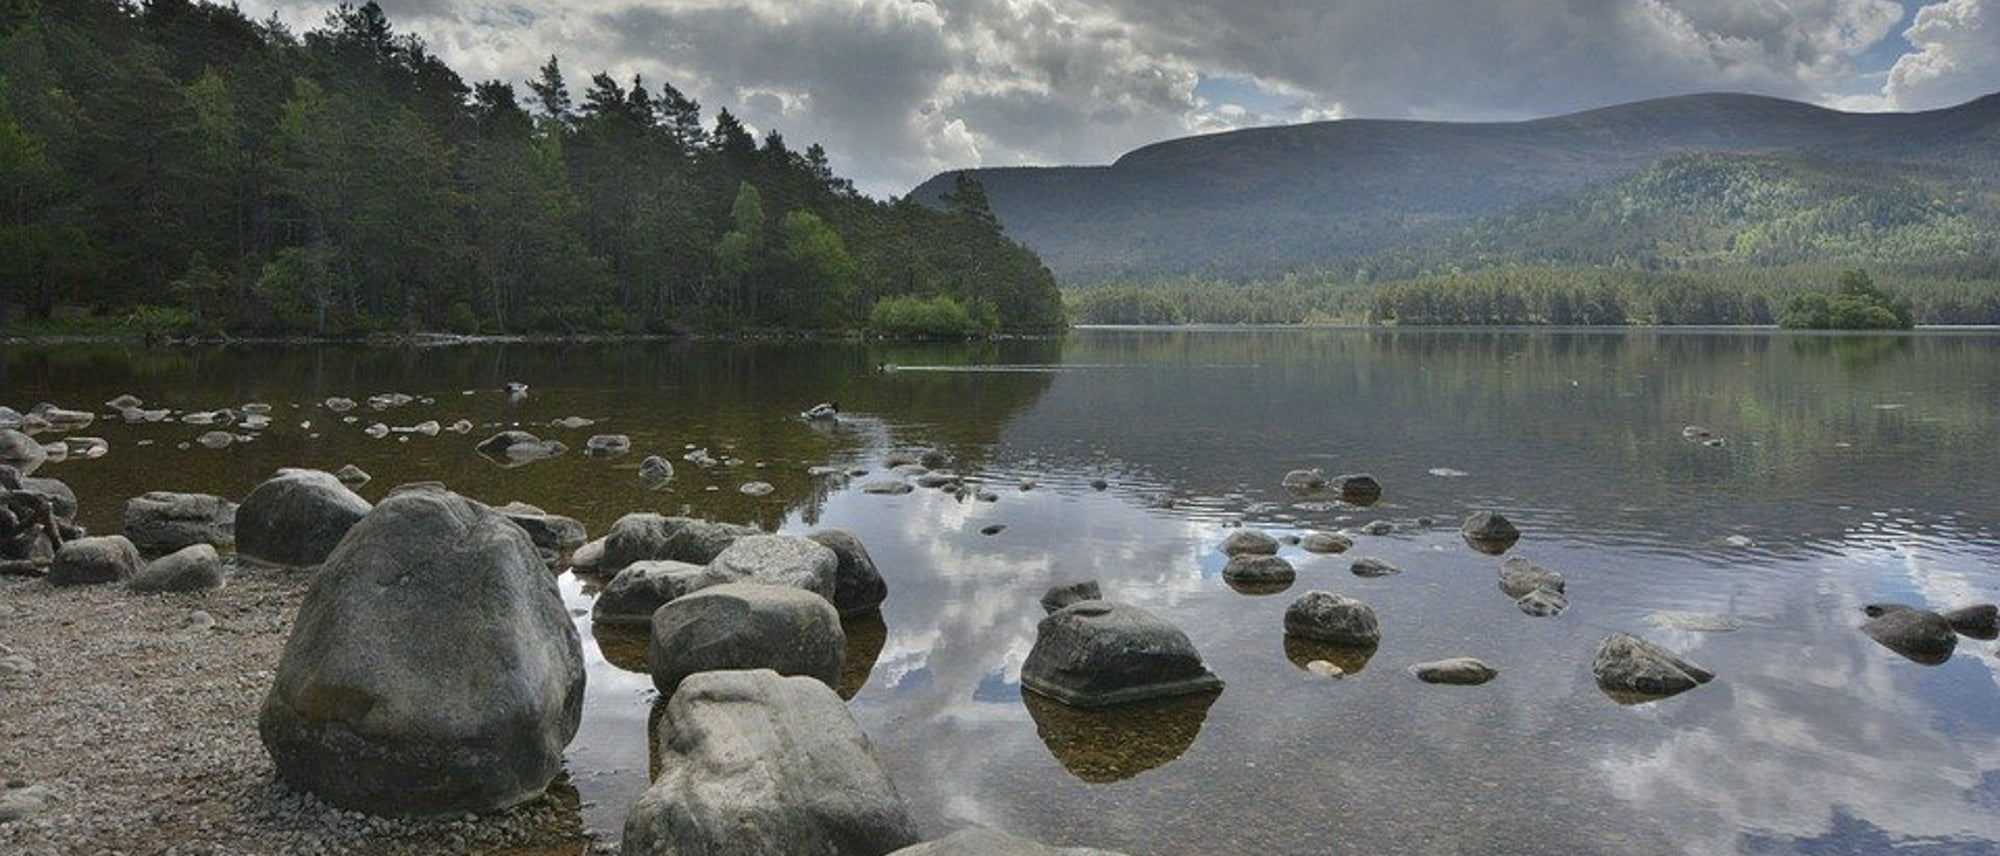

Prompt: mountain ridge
xmin=910 ymin=92 xmax=2000 ymax=283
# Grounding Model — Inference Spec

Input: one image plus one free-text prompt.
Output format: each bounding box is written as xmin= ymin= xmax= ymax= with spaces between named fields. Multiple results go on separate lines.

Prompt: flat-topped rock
xmin=648 ymin=583 xmax=845 ymax=697
xmin=124 ymin=491 xmax=237 ymax=555
xmin=1021 ymin=601 xmax=1222 ymax=707
xmin=1410 ymin=658 xmax=1498 ymax=685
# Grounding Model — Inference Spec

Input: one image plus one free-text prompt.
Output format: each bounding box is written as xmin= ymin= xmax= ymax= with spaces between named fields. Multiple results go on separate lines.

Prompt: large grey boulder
xmin=259 ymin=487 xmax=585 ymax=816
xmin=1860 ymin=609 xmax=1958 ymax=665
xmin=591 ymin=560 xmax=710 ymax=626
xmin=706 ymin=535 xmax=839 ymax=602
xmin=601 ymin=514 xmax=758 ymax=573
xmin=622 ymin=669 xmax=917 ymax=856
xmin=124 ymin=491 xmax=237 ymax=555
xmin=1021 ymin=601 xmax=1223 ymax=707
xmin=889 ymin=828 xmax=1130 ymax=856
xmin=1592 ymin=632 xmax=1715 ymax=697
xmin=1284 ymin=591 xmax=1381 ymax=647
xmin=649 ymin=583 xmax=845 ymax=697
xmin=48 ymin=535 xmax=143 ymax=586
xmin=1219 ymin=530 xmax=1280 ymax=557
xmin=236 ymin=470 xmax=371 ymax=567
xmin=128 ymin=544 xmax=226 ymax=593
xmin=493 ymin=501 xmax=587 ymax=552
xmin=808 ymin=530 xmax=889 ymax=617
xmin=0 ymin=429 xmax=46 ymax=475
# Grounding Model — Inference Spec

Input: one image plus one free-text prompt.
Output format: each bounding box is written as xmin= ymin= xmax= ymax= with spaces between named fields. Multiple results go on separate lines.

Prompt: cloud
xmin=1887 ymin=0 xmax=2000 ymax=108
xmin=230 ymin=1 xmax=1983 ymax=197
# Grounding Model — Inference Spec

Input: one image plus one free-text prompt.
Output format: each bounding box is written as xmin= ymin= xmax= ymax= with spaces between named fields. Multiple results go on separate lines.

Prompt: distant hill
xmin=908 ymin=93 xmax=2000 ymax=283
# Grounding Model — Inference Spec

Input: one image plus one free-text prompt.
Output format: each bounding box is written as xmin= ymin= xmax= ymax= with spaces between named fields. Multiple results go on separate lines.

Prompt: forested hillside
xmin=0 ymin=0 xmax=1066 ymax=336
xmin=914 ymin=92 xmax=2000 ymax=285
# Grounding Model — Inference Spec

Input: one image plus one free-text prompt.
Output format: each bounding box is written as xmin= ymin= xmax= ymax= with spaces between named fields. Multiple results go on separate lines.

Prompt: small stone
xmin=1220 ymin=530 xmax=1281 ymax=557
xmin=1592 ymin=632 xmax=1714 ymax=696
xmin=1299 ymin=532 xmax=1353 ymax=554
xmin=1410 ymin=658 xmax=1498 ymax=685
xmin=980 ymin=524 xmax=1007 ymax=536
xmin=1358 ymin=520 xmax=1394 ymax=536
xmin=739 ymin=482 xmax=776 ymax=497
xmin=1284 ymin=591 xmax=1380 ymax=647
xmin=861 ymin=480 xmax=913 ymax=495
xmin=1350 ymin=557 xmax=1399 ymax=578
xmin=1942 ymin=604 xmax=1999 ymax=640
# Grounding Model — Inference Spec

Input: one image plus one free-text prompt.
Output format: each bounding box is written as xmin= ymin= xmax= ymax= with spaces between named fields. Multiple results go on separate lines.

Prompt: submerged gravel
xmin=0 ymin=564 xmax=598 ymax=855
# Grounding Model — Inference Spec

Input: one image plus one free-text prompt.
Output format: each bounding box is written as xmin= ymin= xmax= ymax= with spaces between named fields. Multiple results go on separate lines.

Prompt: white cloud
xmin=1887 ymin=0 xmax=2000 ymax=108
xmin=230 ymin=1 xmax=1985 ymax=197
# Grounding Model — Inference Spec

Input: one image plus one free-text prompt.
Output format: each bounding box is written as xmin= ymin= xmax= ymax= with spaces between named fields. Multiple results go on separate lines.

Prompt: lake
xmin=6 ymin=327 xmax=2000 ymax=855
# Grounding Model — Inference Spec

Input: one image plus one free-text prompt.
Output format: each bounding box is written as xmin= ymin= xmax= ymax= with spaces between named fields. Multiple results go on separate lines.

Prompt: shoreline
xmin=0 ymin=564 xmax=599 ymax=856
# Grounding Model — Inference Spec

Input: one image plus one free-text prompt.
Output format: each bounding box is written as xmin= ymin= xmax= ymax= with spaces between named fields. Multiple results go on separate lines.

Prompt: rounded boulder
xmin=648 ymin=582 xmax=846 ymax=698
xmin=258 ymin=487 xmax=585 ymax=816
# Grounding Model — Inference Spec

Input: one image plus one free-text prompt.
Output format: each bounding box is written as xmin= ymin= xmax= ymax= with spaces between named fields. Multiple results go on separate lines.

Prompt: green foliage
xmin=0 ymin=0 xmax=1065 ymax=337
xmin=868 ymin=294 xmax=992 ymax=338
xmin=1780 ymin=270 xmax=1915 ymax=330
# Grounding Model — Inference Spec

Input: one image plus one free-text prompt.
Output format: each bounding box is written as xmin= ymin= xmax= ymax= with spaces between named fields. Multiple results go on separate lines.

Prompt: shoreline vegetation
xmin=1065 ymin=265 xmax=1999 ymax=328
xmin=1 ymin=1 xmax=1065 ymax=341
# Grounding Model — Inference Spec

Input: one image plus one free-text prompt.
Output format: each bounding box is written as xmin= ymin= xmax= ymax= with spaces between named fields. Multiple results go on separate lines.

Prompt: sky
xmin=233 ymin=0 xmax=2000 ymax=197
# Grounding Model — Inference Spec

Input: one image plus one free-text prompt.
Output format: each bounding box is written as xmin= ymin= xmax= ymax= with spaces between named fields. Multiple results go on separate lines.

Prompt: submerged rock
xmin=1284 ymin=591 xmax=1380 ymax=647
xmin=236 ymin=469 xmax=371 ymax=567
xmin=332 ymin=464 xmax=371 ymax=486
xmin=648 ymin=583 xmax=845 ymax=697
xmin=259 ymin=487 xmax=584 ymax=816
xmin=622 ymin=670 xmax=916 ymax=856
xmin=637 ymin=455 xmax=674 ymax=486
xmin=1592 ymin=632 xmax=1715 ymax=697
xmin=1040 ymin=580 xmax=1102 ymax=615
xmin=123 ymin=491 xmax=237 ymax=555
xmin=1860 ymin=609 xmax=1957 ymax=665
xmin=585 ymin=434 xmax=632 ymax=457
xmin=1281 ymin=469 xmax=1328 ymax=492
xmin=128 ymin=544 xmax=226 ymax=593
xmin=1410 ymin=658 xmax=1498 ymax=685
xmin=1021 ymin=683 xmax=1219 ymax=784
xmin=1021 ymin=601 xmax=1223 ymax=707
xmin=1516 ymin=589 xmax=1567 ymax=617
xmin=861 ymin=479 xmax=914 ymax=496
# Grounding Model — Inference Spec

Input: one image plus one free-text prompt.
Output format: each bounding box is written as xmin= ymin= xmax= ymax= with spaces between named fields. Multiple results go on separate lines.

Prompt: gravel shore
xmin=0 ymin=564 xmax=601 ymax=856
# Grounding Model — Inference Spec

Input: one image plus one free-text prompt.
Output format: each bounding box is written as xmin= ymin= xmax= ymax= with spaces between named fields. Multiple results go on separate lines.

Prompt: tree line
xmin=0 ymin=0 xmax=1065 ymax=337
xmin=1069 ymin=266 xmax=2000 ymax=327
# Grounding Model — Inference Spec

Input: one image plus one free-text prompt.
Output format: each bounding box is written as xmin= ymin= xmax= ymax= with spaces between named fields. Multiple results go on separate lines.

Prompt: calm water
xmin=6 ymin=328 xmax=2000 ymax=855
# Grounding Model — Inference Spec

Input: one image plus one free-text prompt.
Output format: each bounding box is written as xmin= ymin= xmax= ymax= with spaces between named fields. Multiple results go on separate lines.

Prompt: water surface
xmin=7 ymin=328 xmax=1999 ymax=855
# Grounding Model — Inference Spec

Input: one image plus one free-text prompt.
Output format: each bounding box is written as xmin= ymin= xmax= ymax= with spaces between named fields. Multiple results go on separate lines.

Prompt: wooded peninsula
xmin=0 ymin=0 xmax=1067 ymax=338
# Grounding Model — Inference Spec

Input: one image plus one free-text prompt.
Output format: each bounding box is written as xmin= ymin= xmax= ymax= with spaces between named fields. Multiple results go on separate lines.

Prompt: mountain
xmin=908 ymin=93 xmax=2000 ymax=283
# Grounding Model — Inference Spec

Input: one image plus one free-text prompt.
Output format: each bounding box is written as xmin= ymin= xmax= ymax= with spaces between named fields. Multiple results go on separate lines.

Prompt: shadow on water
xmin=1020 ymin=689 xmax=1221 ymax=784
